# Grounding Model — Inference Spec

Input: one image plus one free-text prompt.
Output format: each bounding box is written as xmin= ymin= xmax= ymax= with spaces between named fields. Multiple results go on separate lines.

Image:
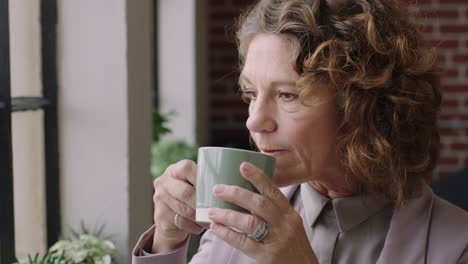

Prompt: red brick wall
xmin=208 ymin=0 xmax=251 ymax=149
xmin=207 ymin=0 xmax=468 ymax=179
xmin=417 ymin=0 xmax=468 ymax=179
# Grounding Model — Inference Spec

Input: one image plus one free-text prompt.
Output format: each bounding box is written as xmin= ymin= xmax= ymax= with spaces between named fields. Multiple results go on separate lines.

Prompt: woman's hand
xmin=151 ymin=160 xmax=205 ymax=253
xmin=207 ymin=162 xmax=318 ymax=264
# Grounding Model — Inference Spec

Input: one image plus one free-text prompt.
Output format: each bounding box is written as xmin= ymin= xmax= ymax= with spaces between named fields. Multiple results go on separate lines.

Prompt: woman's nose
xmin=246 ymin=98 xmax=277 ymax=134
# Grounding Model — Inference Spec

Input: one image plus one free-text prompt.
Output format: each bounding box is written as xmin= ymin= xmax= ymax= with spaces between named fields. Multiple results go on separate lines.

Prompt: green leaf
xmin=151 ymin=140 xmax=198 ymax=180
xmin=152 ymin=110 xmax=174 ymax=142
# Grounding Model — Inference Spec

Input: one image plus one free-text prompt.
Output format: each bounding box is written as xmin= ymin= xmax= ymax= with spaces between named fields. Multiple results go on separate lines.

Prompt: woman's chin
xmin=272 ymin=168 xmax=305 ymax=187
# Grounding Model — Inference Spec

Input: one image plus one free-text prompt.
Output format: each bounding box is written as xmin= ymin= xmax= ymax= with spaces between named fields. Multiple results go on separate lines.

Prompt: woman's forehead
xmin=244 ymin=34 xmax=295 ymax=66
xmin=242 ymin=34 xmax=298 ymax=85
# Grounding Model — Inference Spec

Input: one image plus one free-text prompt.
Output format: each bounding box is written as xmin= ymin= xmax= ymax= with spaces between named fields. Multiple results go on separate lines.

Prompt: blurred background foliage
xmin=151 ymin=109 xmax=198 ymax=179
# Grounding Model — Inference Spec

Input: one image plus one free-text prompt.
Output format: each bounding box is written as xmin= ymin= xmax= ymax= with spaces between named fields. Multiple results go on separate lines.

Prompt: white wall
xmin=158 ymin=0 xmax=209 ymax=146
xmin=58 ymin=1 xmax=153 ymax=263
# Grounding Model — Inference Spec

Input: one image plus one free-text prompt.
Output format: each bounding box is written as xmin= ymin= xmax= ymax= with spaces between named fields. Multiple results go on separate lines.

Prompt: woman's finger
xmin=175 ymin=214 xmax=204 ymax=234
xmin=212 ymin=184 xmax=280 ymax=224
xmin=240 ymin=162 xmax=290 ymax=210
xmin=168 ymin=159 xmax=197 ymax=186
xmin=155 ymin=200 xmax=203 ymax=235
xmin=163 ymin=178 xmax=197 ymax=210
xmin=207 ymin=208 xmax=259 ymax=235
xmin=209 ymin=222 xmax=261 ymax=258
xmin=157 ymin=189 xmax=197 ymax=220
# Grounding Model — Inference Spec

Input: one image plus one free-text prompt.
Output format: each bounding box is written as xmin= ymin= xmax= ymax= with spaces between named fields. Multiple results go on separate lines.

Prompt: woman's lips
xmin=260 ymin=149 xmax=287 ymax=157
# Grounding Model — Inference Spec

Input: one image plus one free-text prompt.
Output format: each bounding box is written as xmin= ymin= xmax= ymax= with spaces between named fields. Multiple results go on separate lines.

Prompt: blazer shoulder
xmin=426 ymin=193 xmax=468 ymax=263
xmin=430 ymin=194 xmax=468 ymax=233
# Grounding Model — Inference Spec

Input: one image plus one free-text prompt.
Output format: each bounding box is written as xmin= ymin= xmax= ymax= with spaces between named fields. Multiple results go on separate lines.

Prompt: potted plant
xmin=16 ymin=222 xmax=118 ymax=264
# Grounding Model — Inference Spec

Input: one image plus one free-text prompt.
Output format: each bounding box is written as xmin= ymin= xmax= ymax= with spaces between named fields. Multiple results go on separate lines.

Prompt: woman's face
xmin=241 ymin=34 xmax=343 ymax=187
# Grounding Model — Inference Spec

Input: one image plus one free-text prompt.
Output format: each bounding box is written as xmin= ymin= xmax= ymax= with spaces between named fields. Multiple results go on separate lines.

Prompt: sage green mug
xmin=196 ymin=147 xmax=276 ymax=224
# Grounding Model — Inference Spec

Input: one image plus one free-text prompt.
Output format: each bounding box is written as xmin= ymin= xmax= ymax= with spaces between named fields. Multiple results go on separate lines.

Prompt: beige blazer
xmin=132 ymin=185 xmax=468 ymax=264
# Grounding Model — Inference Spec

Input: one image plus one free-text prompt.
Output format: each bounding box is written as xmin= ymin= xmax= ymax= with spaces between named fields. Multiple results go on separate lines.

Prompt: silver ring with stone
xmin=248 ymin=220 xmax=269 ymax=242
xmin=174 ymin=214 xmax=181 ymax=229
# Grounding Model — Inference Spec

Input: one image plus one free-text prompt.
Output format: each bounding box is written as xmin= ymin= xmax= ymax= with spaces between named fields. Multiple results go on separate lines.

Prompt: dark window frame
xmin=0 ymin=0 xmax=59 ymax=262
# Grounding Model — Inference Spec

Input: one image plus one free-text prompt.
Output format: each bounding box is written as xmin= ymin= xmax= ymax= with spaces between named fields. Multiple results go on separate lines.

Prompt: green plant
xmin=48 ymin=234 xmax=117 ymax=264
xmin=15 ymin=252 xmax=73 ymax=264
xmin=69 ymin=221 xmax=113 ymax=241
xmin=151 ymin=140 xmax=198 ymax=180
xmin=17 ymin=221 xmax=118 ymax=264
xmin=152 ymin=110 xmax=173 ymax=143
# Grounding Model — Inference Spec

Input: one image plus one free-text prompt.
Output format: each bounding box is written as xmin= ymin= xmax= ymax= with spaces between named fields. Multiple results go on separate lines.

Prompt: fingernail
xmin=208 ymin=209 xmax=217 ymax=217
xmin=242 ymin=162 xmax=253 ymax=174
xmin=213 ymin=184 xmax=225 ymax=194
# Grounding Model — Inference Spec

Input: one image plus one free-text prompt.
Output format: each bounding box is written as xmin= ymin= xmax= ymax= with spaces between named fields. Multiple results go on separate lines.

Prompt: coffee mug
xmin=196 ymin=147 xmax=276 ymax=224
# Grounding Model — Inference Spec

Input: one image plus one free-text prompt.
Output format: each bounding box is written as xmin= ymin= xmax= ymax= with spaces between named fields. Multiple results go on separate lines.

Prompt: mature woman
xmin=133 ymin=0 xmax=468 ymax=263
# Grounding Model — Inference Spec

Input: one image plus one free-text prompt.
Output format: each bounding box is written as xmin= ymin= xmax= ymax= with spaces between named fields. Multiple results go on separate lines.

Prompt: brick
xmin=419 ymin=24 xmax=434 ymax=33
xmin=210 ymin=67 xmax=236 ymax=80
xmin=420 ymin=10 xmax=458 ymax=19
xmin=220 ymin=57 xmax=240 ymax=65
xmin=431 ymin=40 xmax=459 ymax=49
xmin=439 ymin=114 xmax=455 ymax=120
xmin=210 ymin=26 xmax=229 ymax=35
xmin=438 ymin=157 xmax=459 ymax=165
xmin=234 ymin=113 xmax=248 ymax=122
xmin=438 ymin=142 xmax=445 ymax=150
xmin=413 ymin=0 xmax=432 ymax=4
xmin=436 ymin=55 xmax=446 ymax=64
xmin=438 ymin=171 xmax=453 ymax=179
xmin=211 ymin=98 xmax=246 ymax=108
xmin=211 ymin=84 xmax=228 ymax=94
xmin=450 ymin=143 xmax=468 ymax=150
xmin=440 ymin=114 xmax=468 ymax=120
xmin=444 ymin=69 xmax=458 ymax=78
xmin=441 ymin=99 xmax=459 ymax=108
xmin=211 ymin=114 xmax=228 ymax=122
xmin=442 ymin=85 xmax=468 ymax=92
xmin=441 ymin=25 xmax=468 ymax=34
xmin=209 ymin=40 xmax=236 ymax=50
xmin=439 ymin=128 xmax=459 ymax=136
xmin=211 ymin=129 xmax=248 ymax=138
xmin=208 ymin=0 xmax=230 ymax=5
xmin=210 ymin=10 xmax=241 ymax=20
xmin=440 ymin=0 xmax=468 ymax=3
xmin=453 ymin=54 xmax=468 ymax=63
xmin=216 ymin=51 xmax=238 ymax=60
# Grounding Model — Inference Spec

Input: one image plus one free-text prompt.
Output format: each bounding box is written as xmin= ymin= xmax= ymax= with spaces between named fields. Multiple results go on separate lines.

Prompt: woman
xmin=133 ymin=0 xmax=468 ymax=263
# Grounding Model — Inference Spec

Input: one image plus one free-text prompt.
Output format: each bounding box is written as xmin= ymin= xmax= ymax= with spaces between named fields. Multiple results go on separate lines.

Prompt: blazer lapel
xmin=377 ymin=185 xmax=434 ymax=264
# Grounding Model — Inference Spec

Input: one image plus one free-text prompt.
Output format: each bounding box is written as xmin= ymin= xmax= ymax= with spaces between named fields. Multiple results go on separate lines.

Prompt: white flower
xmin=94 ymin=255 xmax=111 ymax=264
xmin=47 ymin=233 xmax=117 ymax=263
xmin=103 ymin=240 xmax=115 ymax=249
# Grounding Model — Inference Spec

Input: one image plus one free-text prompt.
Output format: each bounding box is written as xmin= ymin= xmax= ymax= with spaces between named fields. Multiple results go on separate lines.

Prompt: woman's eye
xmin=278 ymin=92 xmax=298 ymax=102
xmin=241 ymin=91 xmax=257 ymax=102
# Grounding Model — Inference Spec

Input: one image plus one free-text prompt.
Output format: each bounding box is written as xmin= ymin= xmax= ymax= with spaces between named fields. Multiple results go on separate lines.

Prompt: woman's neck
xmin=308 ymin=171 xmax=357 ymax=199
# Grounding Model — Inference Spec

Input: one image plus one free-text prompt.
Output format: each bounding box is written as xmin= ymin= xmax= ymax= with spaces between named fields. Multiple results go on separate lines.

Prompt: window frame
xmin=0 ymin=0 xmax=59 ymax=262
xmin=0 ymin=1 xmax=15 ymax=262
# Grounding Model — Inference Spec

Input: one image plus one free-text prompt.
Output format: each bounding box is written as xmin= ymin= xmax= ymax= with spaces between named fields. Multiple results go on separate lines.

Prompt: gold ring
xmin=174 ymin=214 xmax=181 ymax=228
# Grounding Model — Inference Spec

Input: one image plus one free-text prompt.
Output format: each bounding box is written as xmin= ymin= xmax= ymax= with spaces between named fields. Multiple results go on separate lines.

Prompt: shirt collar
xmin=300 ymin=183 xmax=391 ymax=233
